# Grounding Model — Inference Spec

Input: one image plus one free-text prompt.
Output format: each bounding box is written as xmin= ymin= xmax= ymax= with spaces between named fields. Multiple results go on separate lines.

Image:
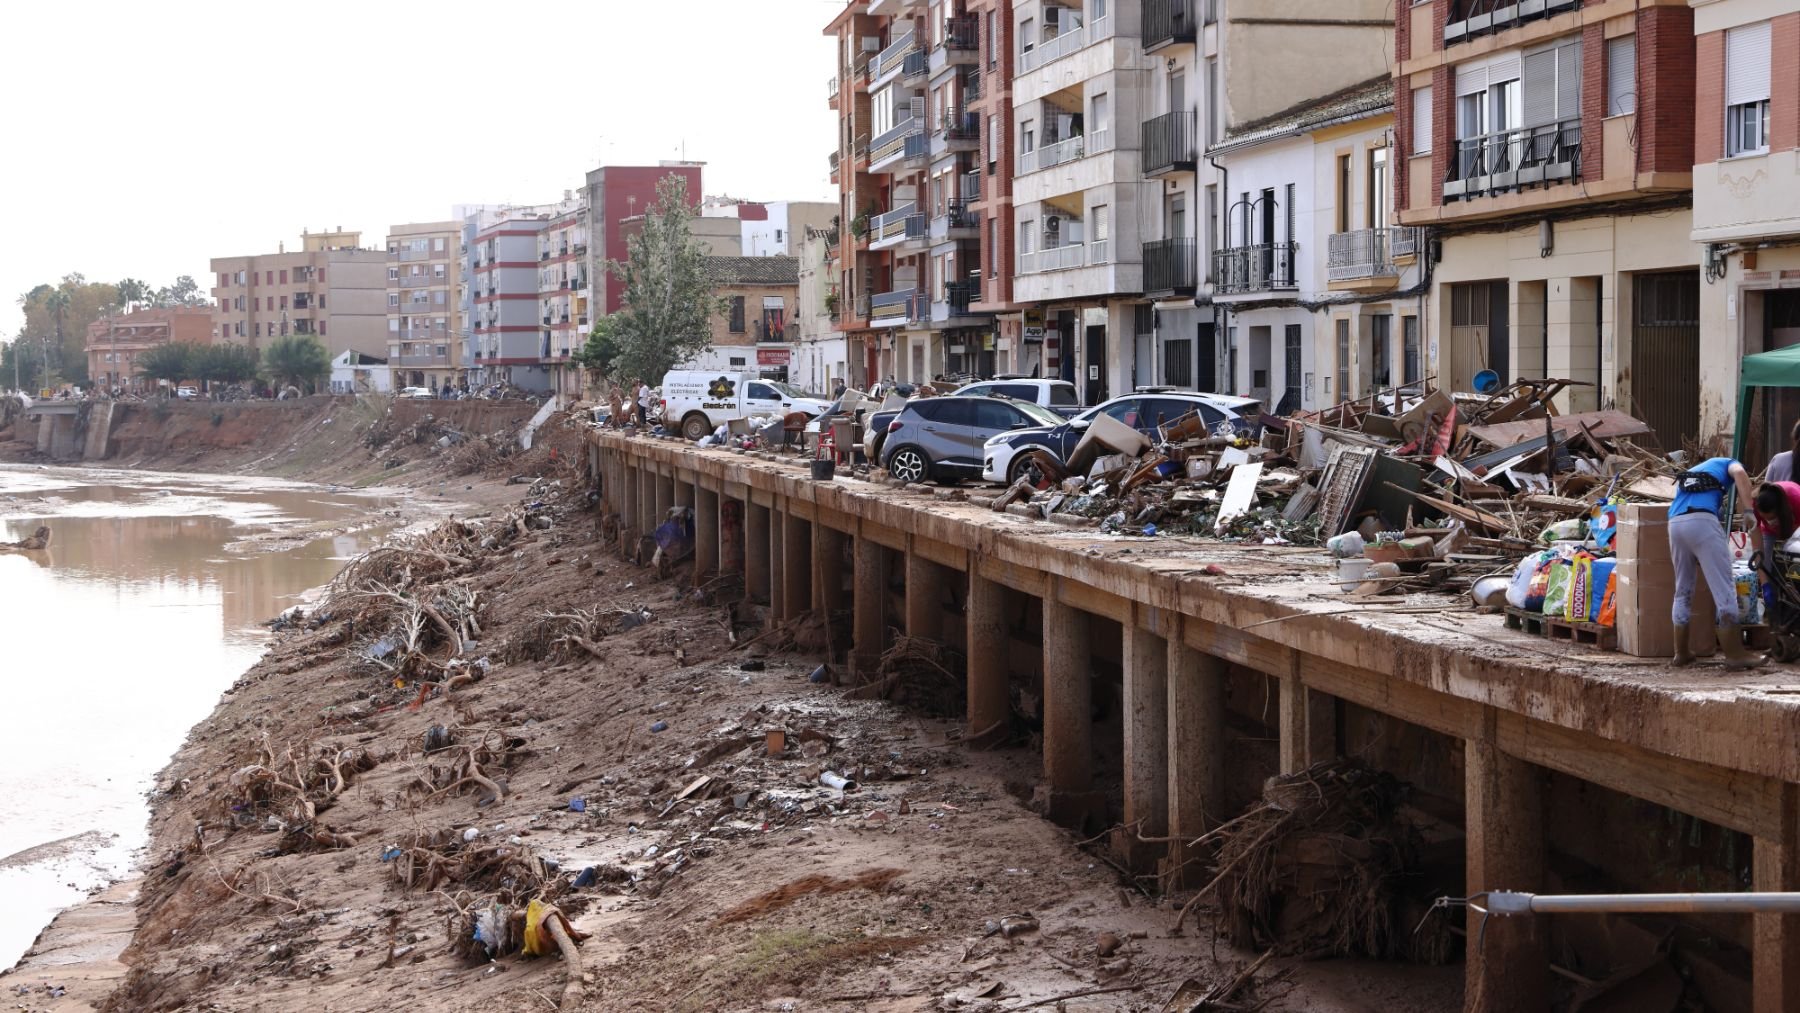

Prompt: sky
xmin=0 ymin=0 xmax=842 ymax=340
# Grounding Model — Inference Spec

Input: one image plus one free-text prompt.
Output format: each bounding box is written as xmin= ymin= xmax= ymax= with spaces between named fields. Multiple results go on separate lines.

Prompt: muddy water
xmin=0 ymin=465 xmax=397 ymax=970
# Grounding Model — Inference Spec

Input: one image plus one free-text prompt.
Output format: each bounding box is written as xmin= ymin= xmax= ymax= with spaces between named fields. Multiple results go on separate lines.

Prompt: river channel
xmin=0 ymin=465 xmax=400 ymax=971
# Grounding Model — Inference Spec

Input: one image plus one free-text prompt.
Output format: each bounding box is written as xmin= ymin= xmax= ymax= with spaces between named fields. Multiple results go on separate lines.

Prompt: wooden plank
xmin=1467 ymin=408 xmax=1652 ymax=448
xmin=1495 ymin=709 xmax=1785 ymax=839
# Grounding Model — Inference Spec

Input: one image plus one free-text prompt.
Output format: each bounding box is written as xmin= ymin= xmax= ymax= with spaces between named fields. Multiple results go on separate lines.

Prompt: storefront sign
xmin=1023 ymin=310 xmax=1045 ymax=343
xmin=756 ymin=348 xmax=791 ymax=366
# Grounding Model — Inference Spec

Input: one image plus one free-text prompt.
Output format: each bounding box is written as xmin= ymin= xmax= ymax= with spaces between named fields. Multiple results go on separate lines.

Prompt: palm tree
xmin=263 ymin=335 xmax=330 ymax=393
xmin=44 ymin=289 xmax=69 ymax=391
xmin=116 ymin=278 xmax=150 ymax=312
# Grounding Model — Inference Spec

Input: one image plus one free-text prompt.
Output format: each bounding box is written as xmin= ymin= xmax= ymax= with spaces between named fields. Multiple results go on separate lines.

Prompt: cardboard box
xmin=1616 ymin=557 xmax=1720 ymax=657
xmin=1616 ymin=502 xmax=1670 ymax=566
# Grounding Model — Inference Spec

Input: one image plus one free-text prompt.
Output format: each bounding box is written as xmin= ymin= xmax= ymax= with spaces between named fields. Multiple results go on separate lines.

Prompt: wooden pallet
xmin=1503 ymin=607 xmax=1618 ymax=651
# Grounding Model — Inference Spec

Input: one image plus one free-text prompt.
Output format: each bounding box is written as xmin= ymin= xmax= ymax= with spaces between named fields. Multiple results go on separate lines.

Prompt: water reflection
xmin=0 ymin=465 xmax=393 ymax=970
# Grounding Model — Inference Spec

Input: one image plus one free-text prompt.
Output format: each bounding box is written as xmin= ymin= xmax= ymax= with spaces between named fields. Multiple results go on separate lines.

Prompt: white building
xmin=794 ymin=224 xmax=850 ymax=391
xmin=330 ymin=350 xmax=391 ymax=394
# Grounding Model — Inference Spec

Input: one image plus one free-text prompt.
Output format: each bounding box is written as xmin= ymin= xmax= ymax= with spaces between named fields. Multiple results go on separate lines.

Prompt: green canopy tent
xmin=1731 ymin=344 xmax=1800 ymax=463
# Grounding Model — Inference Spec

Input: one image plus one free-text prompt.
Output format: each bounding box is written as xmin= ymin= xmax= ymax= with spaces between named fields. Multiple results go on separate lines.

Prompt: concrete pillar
xmin=721 ymin=499 xmax=745 ymax=576
xmin=1465 ymin=734 xmax=1547 ymax=1013
xmin=1167 ymin=634 xmax=1227 ymax=886
xmin=638 ymin=467 xmax=656 ymax=543
xmin=1278 ymin=664 xmax=1337 ymax=774
xmin=620 ymin=463 xmax=639 ymax=552
xmin=673 ymin=476 xmax=694 ymax=514
xmin=1753 ymin=785 xmax=1800 ymax=1013
xmin=746 ymin=503 xmax=771 ymax=605
xmin=782 ymin=512 xmax=810 ymax=620
xmin=694 ymin=486 xmax=719 ymax=581
xmin=904 ymin=551 xmax=946 ymax=642
xmin=655 ymin=471 xmax=674 ymax=522
xmin=966 ymin=570 xmax=1010 ymax=741
xmin=812 ymin=523 xmax=847 ymax=629
xmin=1042 ymin=586 xmax=1098 ymax=829
xmin=852 ymin=535 xmax=887 ymax=676
xmin=768 ymin=508 xmax=785 ymax=626
xmin=1116 ymin=624 xmax=1169 ymax=870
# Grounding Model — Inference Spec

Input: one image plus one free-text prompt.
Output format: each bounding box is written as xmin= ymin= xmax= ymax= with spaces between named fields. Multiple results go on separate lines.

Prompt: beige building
xmin=684 ymin=256 xmax=801 ymax=381
xmin=210 ymin=229 xmax=389 ymax=362
xmin=385 ymin=221 xmax=465 ymax=391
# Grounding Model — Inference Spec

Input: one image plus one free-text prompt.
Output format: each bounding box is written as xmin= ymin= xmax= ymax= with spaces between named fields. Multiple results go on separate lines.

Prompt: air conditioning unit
xmin=1045 ymin=216 xmax=1062 ymax=234
xmin=1044 ymin=6 xmax=1061 ymax=30
xmin=861 ymin=36 xmax=882 ymax=52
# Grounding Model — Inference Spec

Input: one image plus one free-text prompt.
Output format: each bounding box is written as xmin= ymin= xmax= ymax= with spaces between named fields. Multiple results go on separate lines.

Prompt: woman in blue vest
xmin=1669 ymin=456 xmax=1762 ymax=669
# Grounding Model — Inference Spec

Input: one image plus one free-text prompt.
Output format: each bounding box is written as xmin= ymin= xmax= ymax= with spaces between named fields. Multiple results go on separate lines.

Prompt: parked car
xmin=175 ymin=386 xmax=198 ymax=400
xmin=398 ymin=386 xmax=436 ymax=399
xmin=981 ymin=391 xmax=1262 ymax=485
xmin=881 ymin=395 xmax=1064 ymax=485
xmin=952 ymin=377 xmax=1083 ymax=418
xmin=661 ymin=370 xmax=832 ymax=441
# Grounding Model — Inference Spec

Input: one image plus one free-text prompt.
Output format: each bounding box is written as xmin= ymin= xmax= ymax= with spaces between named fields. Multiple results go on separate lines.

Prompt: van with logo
xmin=659 ymin=370 xmax=833 ymax=440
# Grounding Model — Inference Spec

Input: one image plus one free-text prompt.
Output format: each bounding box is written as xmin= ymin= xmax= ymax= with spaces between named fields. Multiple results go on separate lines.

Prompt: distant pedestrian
xmin=636 ymin=379 xmax=652 ymax=427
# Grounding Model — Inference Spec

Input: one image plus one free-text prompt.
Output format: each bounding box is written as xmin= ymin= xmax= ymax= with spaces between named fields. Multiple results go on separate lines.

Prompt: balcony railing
xmin=1144 ymin=238 xmax=1198 ymax=296
xmin=400 ymin=275 xmax=438 ymax=288
xmin=292 ymin=294 xmax=312 ymax=310
xmin=854 ymin=293 xmax=872 ymax=320
xmin=941 ymin=14 xmax=978 ymax=51
xmin=1142 ymin=110 xmax=1197 ymax=176
xmin=941 ymin=106 xmax=980 ymax=141
xmin=1327 ymin=228 xmax=1417 ymax=282
xmin=1445 ymin=0 xmax=1580 ymax=44
xmin=1019 ymin=14 xmax=1112 ymax=74
xmin=1391 ymin=228 xmax=1421 ymax=258
xmin=903 ymin=49 xmax=928 ymax=79
xmin=1443 ymin=119 xmax=1581 ymax=200
xmin=754 ymin=320 xmax=798 ymax=344
xmin=877 ymin=30 xmax=917 ymax=78
xmin=945 ymin=280 xmax=980 ymax=315
xmin=871 ymin=203 xmax=927 ymax=248
xmin=870 ymin=115 xmax=926 ymax=169
xmin=1214 ymin=242 xmax=1299 ymax=295
xmin=1017 ymin=243 xmax=1088 ymax=275
xmin=1142 ymin=0 xmax=1196 ymax=51
xmin=395 ymin=249 xmax=437 ymax=263
xmin=1020 ymin=134 xmax=1085 ymax=174
xmin=870 ymin=288 xmax=922 ymax=326
xmin=828 ymin=74 xmax=840 ymax=101
xmin=941 ymin=197 xmax=978 ymax=229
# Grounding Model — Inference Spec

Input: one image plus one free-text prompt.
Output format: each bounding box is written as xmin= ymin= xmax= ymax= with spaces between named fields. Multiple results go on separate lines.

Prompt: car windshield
xmin=1011 ymin=400 xmax=1064 ymax=427
xmin=1050 ymin=384 xmax=1079 ymax=406
xmin=767 ymin=381 xmax=813 ymax=399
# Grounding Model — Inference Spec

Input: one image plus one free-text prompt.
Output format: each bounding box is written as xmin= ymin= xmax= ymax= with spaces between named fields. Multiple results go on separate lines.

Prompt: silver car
xmin=880 ymin=395 xmax=1064 ymax=485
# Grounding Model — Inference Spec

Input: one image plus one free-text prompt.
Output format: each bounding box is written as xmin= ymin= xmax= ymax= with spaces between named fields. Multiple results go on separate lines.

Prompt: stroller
xmin=1761 ymin=541 xmax=1800 ymax=661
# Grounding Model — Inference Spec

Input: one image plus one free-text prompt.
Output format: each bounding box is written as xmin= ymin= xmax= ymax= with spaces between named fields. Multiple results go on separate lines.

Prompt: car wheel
xmin=1006 ymin=454 xmax=1037 ymax=486
xmin=887 ymin=445 xmax=930 ymax=484
xmin=681 ymin=413 xmax=710 ymax=440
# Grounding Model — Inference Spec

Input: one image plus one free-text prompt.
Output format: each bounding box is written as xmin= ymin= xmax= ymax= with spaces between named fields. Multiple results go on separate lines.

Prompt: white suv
xmin=953 ymin=377 xmax=1083 ymax=418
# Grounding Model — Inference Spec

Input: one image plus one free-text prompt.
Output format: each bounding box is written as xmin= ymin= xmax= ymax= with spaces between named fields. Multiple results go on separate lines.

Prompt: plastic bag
xmin=1590 ymin=497 xmax=1621 ymax=550
xmin=1598 ymin=572 xmax=1618 ymax=627
xmin=1507 ymin=551 xmax=1554 ymax=610
xmin=1567 ymin=553 xmax=1594 ymax=622
xmin=1735 ymin=563 xmax=1763 ymax=626
xmin=1589 ymin=559 xmax=1618 ymax=621
xmin=1540 ymin=518 xmax=1586 ymax=544
xmin=1542 ymin=561 xmax=1573 ymax=617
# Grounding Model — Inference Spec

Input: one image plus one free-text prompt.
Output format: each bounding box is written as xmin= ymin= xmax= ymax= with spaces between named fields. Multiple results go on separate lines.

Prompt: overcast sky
xmin=0 ymin=0 xmax=840 ymax=339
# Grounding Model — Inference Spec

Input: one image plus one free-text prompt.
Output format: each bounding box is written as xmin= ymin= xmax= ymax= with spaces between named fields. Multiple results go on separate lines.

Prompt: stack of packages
xmin=1613 ymin=504 xmax=1763 ymax=658
xmin=1502 ymin=506 xmax=1621 ymax=631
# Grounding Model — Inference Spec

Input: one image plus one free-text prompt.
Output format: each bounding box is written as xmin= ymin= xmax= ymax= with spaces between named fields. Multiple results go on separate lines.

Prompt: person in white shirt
xmin=1768 ymin=420 xmax=1800 ymax=483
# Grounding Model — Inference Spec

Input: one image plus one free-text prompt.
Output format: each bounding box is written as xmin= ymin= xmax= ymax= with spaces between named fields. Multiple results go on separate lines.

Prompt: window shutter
xmin=1284 ymin=183 xmax=1295 ymax=246
xmin=1726 ymin=22 xmax=1772 ymax=106
xmin=1607 ymin=35 xmax=1636 ymax=115
xmin=1412 ymin=86 xmax=1433 ymax=154
xmin=1522 ymin=49 xmax=1557 ymax=127
xmin=1093 ymin=204 xmax=1110 ymax=241
xmin=1555 ymin=38 xmax=1581 ymax=122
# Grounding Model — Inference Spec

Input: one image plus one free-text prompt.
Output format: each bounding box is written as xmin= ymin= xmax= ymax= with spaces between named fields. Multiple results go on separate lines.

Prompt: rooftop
xmin=703 ymin=256 xmax=800 ymax=287
xmin=1216 ymin=76 xmax=1394 ymax=154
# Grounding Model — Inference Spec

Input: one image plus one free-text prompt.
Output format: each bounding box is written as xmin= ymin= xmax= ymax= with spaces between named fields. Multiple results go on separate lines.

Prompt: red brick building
xmin=85 ymin=307 xmax=213 ymax=392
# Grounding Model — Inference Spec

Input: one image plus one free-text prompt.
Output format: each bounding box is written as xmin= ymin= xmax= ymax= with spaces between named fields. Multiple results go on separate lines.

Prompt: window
xmin=1019 ymin=219 xmax=1035 ymax=256
xmin=729 ymin=296 xmax=746 ymax=332
xmin=388 ymin=267 xmax=399 ymax=281
xmin=1091 ymin=92 xmax=1110 ymax=144
xmin=987 ymin=10 xmax=997 ymax=67
xmin=433 ymin=237 xmax=446 ymax=252
xmin=279 ymin=295 xmax=288 ymax=310
xmin=388 ymin=319 xmax=400 ymax=333
xmin=1020 ymin=17 xmax=1034 ymax=55
xmin=988 ymin=114 xmax=999 ymax=170
xmin=1606 ymin=36 xmax=1636 ymax=116
xmin=1335 ymin=318 xmax=1350 ymax=401
xmin=388 ymin=293 xmax=400 ymax=307
xmin=279 ymin=270 xmax=287 ymax=284
xmin=254 ymin=297 xmax=261 ymax=312
xmin=1021 ymin=118 xmax=1035 ymax=154
xmin=319 ymin=320 xmax=327 ymax=337
xmin=1204 ymin=185 xmax=1218 ymax=280
xmin=1412 ymin=85 xmax=1433 ymax=155
xmin=434 ymin=263 xmax=446 ymax=278
xmin=1522 ymin=36 xmax=1581 ymax=128
xmin=1370 ymin=314 xmax=1392 ymax=388
xmin=264 ymin=271 xmax=272 ymax=285
xmin=254 ymin=323 xmax=261 ymax=338
xmin=989 ymin=218 xmax=999 ymax=276
xmin=973 ymin=399 xmax=1019 ymax=431
xmin=1368 ymin=146 xmax=1390 ymax=229
xmin=1402 ymin=315 xmax=1421 ymax=384
xmin=1336 ymin=154 xmax=1353 ymax=232
xmin=1092 ymin=204 xmax=1109 ymax=242
xmin=1206 ymin=58 xmax=1219 ymax=143
xmin=1726 ymin=22 xmax=1772 ymax=157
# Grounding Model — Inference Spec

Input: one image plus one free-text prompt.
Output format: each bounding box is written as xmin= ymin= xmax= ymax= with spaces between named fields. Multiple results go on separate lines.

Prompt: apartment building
xmin=1691 ymin=0 xmax=1800 ymax=454
xmin=794 ymin=223 xmax=848 ymax=391
xmin=384 ymin=221 xmax=464 ymax=392
xmin=580 ymin=164 xmax=706 ymax=321
xmin=209 ymin=229 xmax=388 ymax=362
xmin=468 ymin=206 xmax=563 ymax=392
xmin=1394 ymin=0 xmax=1697 ymax=448
xmin=85 ymin=307 xmax=212 ymax=392
xmin=537 ymin=209 xmax=591 ymax=398
xmin=702 ymin=198 xmax=839 ymax=257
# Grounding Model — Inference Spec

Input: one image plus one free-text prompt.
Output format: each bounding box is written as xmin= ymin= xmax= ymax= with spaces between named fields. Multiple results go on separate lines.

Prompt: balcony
xmin=754 ymin=320 xmax=797 ymax=344
xmin=829 ymin=150 xmax=841 ymax=183
xmin=944 ymin=280 xmax=980 ymax=316
xmin=930 ymin=198 xmax=980 ymax=241
xmin=400 ymin=274 xmax=438 ymax=288
xmin=1214 ymin=243 xmax=1299 ymax=295
xmin=902 ymin=49 xmax=928 ymax=82
xmin=1444 ymin=0 xmax=1579 ymax=45
xmin=1142 ymin=0 xmax=1196 ymax=52
xmin=940 ymin=14 xmax=978 ymax=58
xmin=1019 ymin=134 xmax=1083 ymax=175
xmin=1019 ymin=13 xmax=1113 ymax=75
xmin=1018 ymin=243 xmax=1089 ymax=275
xmin=870 ymin=203 xmax=927 ymax=250
xmin=391 ymin=353 xmax=452 ymax=368
xmin=1327 ymin=228 xmax=1421 ymax=284
xmin=292 ymin=294 xmax=312 ymax=310
xmin=870 ymin=289 xmax=922 ymax=328
xmin=873 ymin=30 xmax=917 ymax=85
xmin=869 ymin=121 xmax=928 ymax=174
xmin=1143 ymin=238 xmax=1198 ymax=297
xmin=1141 ymin=111 xmax=1197 ymax=177
xmin=1443 ymin=120 xmax=1581 ymax=201
xmin=828 ymin=74 xmax=840 ymax=108
xmin=394 ymin=248 xmax=437 ymax=263
xmin=574 ymin=242 xmax=588 ymax=256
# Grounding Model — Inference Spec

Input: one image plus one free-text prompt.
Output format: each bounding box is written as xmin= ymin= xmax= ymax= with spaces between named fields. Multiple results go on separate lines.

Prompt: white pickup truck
xmin=660 ymin=371 xmax=833 ymax=440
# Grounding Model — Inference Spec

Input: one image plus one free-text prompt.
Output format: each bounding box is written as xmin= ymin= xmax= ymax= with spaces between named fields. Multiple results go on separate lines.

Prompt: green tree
xmin=14 ymin=275 xmax=120 ymax=387
xmin=262 ymin=335 xmax=330 ymax=391
xmin=196 ymin=344 xmax=261 ymax=385
xmin=605 ymin=175 xmax=725 ymax=382
xmin=572 ymin=314 xmax=620 ymax=376
xmin=153 ymin=275 xmax=209 ymax=308
xmin=135 ymin=342 xmax=194 ymax=388
xmin=116 ymin=278 xmax=152 ymax=312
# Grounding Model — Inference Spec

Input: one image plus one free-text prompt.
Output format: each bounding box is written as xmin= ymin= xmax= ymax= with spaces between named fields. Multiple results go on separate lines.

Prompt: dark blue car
xmin=981 ymin=391 xmax=1259 ymax=485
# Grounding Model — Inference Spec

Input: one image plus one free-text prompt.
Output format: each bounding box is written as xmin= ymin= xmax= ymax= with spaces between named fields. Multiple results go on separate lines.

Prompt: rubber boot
xmin=1671 ymin=623 xmax=1695 ymax=667
xmin=1717 ymin=624 xmax=1765 ymax=671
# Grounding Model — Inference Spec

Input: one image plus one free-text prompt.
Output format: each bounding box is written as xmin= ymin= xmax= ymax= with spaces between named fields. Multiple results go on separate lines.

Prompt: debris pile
xmin=1196 ymin=759 xmax=1455 ymax=964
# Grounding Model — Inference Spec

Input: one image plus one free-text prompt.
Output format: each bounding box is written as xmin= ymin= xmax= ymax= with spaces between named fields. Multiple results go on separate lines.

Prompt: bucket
xmin=1473 ymin=369 xmax=1500 ymax=394
xmin=1336 ymin=557 xmax=1372 ymax=592
xmin=810 ymin=458 xmax=836 ymax=482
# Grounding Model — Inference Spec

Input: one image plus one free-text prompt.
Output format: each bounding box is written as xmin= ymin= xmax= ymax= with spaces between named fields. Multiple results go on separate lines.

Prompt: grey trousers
xmin=1669 ymin=510 xmax=1736 ymax=626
